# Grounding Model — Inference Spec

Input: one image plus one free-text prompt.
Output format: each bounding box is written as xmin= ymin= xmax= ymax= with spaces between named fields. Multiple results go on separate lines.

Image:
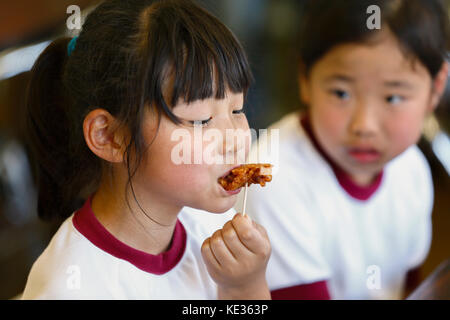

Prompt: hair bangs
xmin=140 ymin=0 xmax=253 ymax=124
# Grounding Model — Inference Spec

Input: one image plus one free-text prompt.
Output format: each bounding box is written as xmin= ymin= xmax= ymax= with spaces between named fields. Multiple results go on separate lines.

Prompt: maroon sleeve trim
xmin=271 ymin=280 xmax=331 ymax=300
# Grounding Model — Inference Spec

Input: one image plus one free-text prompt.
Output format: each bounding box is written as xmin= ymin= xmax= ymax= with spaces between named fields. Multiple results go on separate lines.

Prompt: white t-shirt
xmin=22 ymin=198 xmax=235 ymax=299
xmin=237 ymin=111 xmax=433 ymax=300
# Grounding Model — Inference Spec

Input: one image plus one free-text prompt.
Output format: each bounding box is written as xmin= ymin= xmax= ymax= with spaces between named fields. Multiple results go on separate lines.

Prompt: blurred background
xmin=0 ymin=0 xmax=448 ymax=299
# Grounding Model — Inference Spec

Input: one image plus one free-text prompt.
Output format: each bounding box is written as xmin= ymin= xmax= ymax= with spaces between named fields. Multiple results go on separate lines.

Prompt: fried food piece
xmin=218 ymin=164 xmax=273 ymax=191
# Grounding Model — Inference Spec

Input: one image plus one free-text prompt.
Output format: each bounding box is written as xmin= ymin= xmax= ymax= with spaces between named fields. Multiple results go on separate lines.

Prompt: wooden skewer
xmin=242 ymin=182 xmax=248 ymax=216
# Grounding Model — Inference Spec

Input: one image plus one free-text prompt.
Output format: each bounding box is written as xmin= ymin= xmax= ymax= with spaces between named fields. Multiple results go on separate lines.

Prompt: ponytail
xmin=26 ymin=38 xmax=95 ymax=221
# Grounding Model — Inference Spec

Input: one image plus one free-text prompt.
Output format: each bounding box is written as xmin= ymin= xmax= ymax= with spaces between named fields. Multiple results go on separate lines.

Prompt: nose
xmin=348 ymin=104 xmax=378 ymax=139
xmin=217 ymin=117 xmax=250 ymax=163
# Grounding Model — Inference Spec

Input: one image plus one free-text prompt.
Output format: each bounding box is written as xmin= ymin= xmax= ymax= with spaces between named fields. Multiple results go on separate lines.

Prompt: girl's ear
xmin=299 ymin=74 xmax=311 ymax=105
xmin=83 ymin=108 xmax=127 ymax=163
xmin=429 ymin=61 xmax=449 ymax=112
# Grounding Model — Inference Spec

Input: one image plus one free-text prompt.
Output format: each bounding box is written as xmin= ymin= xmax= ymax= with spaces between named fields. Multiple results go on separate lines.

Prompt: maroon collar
xmin=300 ymin=114 xmax=383 ymax=201
xmin=73 ymin=197 xmax=187 ymax=275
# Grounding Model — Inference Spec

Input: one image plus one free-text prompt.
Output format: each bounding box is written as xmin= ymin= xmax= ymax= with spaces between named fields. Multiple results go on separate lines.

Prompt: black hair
xmin=26 ymin=0 xmax=253 ymax=221
xmin=298 ymin=0 xmax=450 ymax=78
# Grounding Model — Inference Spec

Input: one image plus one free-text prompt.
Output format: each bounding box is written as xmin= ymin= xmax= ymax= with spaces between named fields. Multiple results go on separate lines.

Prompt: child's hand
xmin=201 ymin=213 xmax=271 ymax=300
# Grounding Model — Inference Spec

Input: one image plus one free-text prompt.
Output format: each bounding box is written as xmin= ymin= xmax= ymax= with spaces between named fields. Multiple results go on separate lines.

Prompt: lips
xmin=218 ymin=165 xmax=243 ymax=195
xmin=347 ymin=147 xmax=381 ymax=163
xmin=224 ymin=187 xmax=242 ymax=195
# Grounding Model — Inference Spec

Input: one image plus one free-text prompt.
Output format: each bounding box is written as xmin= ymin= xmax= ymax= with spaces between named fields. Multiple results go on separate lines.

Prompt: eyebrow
xmin=323 ymin=75 xmax=415 ymax=90
xmin=382 ymin=80 xmax=414 ymax=90
xmin=323 ymin=74 xmax=355 ymax=83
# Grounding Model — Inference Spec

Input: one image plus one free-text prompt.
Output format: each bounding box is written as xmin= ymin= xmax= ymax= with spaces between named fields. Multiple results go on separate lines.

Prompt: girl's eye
xmin=189 ymin=117 xmax=212 ymax=127
xmin=232 ymin=108 xmax=245 ymax=115
xmin=330 ymin=89 xmax=350 ymax=100
xmin=386 ymin=95 xmax=405 ymax=105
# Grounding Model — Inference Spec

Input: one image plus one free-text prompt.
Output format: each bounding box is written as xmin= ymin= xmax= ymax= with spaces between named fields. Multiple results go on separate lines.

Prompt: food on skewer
xmin=218 ymin=164 xmax=273 ymax=191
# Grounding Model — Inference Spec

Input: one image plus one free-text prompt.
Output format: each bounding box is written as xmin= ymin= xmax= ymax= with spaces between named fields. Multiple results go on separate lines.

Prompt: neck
xmin=91 ymin=172 xmax=182 ymax=255
xmin=348 ymin=172 xmax=378 ymax=187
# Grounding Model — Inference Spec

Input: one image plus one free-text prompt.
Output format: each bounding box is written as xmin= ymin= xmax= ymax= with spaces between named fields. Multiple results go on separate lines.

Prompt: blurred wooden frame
xmin=435 ymin=66 xmax=450 ymax=134
xmin=0 ymin=0 xmax=101 ymax=51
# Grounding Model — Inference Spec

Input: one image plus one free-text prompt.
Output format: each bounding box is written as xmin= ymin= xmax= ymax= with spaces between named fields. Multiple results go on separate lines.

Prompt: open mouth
xmin=218 ymin=165 xmax=243 ymax=194
xmin=221 ymin=186 xmax=242 ymax=195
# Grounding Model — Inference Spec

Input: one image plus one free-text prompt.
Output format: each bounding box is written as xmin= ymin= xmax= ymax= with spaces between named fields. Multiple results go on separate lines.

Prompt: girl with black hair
xmin=244 ymin=0 xmax=449 ymax=299
xmin=22 ymin=0 xmax=270 ymax=299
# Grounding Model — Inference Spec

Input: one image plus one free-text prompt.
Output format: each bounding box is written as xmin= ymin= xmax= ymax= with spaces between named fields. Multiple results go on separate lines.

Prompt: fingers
xmin=254 ymin=221 xmax=270 ymax=243
xmin=201 ymin=237 xmax=220 ymax=269
xmin=201 ymin=213 xmax=271 ymax=294
xmin=201 ymin=213 xmax=270 ymax=271
xmin=210 ymin=229 xmax=237 ymax=265
xmin=221 ymin=220 xmax=249 ymax=258
xmin=231 ymin=213 xmax=269 ymax=255
xmin=201 ymin=229 xmax=237 ymax=270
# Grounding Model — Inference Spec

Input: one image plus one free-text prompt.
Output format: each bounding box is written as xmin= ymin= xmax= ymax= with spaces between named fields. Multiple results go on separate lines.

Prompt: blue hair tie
xmin=67 ymin=36 xmax=78 ymax=56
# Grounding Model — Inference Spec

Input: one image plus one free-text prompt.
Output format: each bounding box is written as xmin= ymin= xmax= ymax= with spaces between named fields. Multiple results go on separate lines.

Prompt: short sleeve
xmin=405 ymin=146 xmax=434 ymax=270
xmin=407 ymin=209 xmax=432 ymax=270
xmin=22 ymin=251 xmax=95 ymax=300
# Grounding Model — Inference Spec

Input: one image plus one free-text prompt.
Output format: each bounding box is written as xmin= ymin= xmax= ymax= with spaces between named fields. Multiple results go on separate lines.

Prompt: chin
xmin=195 ymin=197 xmax=236 ymax=214
xmin=207 ymin=202 xmax=235 ymax=214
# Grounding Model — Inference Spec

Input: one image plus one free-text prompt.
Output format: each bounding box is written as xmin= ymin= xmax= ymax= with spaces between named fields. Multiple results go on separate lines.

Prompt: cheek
xmin=310 ymin=98 xmax=348 ymax=147
xmin=383 ymin=111 xmax=424 ymax=155
xmin=143 ymin=131 xmax=213 ymax=193
xmin=169 ymin=164 xmax=212 ymax=190
xmin=382 ymin=92 xmax=430 ymax=156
